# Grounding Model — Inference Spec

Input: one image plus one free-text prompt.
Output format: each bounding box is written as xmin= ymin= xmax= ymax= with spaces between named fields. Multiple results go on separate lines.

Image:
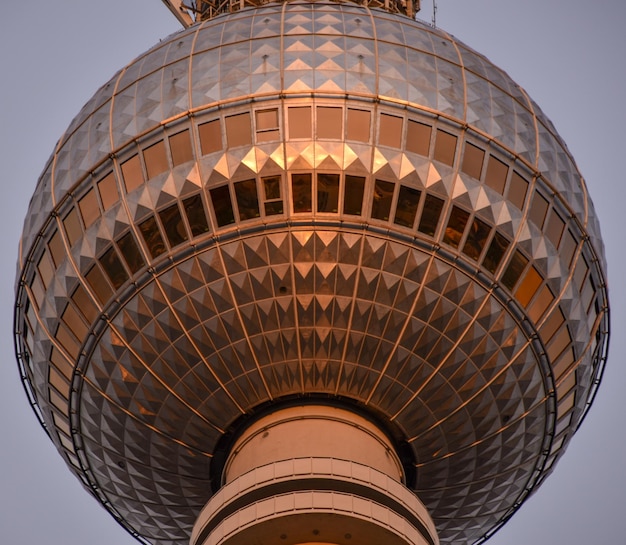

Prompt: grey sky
xmin=1 ymin=1 xmax=624 ymax=544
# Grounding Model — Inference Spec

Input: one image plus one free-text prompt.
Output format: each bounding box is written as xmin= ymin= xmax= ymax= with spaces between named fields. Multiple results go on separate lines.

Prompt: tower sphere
xmin=14 ymin=2 xmax=609 ymax=545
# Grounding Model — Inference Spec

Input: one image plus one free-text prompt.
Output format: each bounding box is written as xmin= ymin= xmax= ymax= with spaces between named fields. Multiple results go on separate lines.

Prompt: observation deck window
xmin=528 ymin=191 xmax=549 ymax=229
xmin=461 ymin=142 xmax=485 ymax=179
xmin=288 ymin=106 xmax=312 ymax=139
xmin=443 ymin=205 xmax=470 ymax=248
xmin=78 ymin=188 xmax=100 ymax=229
xmin=255 ymin=109 xmax=280 ymax=143
xmin=183 ymin=194 xmax=210 ymax=236
xmin=117 ymin=232 xmax=145 ymax=274
xmin=143 ymin=140 xmax=169 ymax=179
xmin=317 ymin=106 xmax=342 ymax=140
xmin=210 ymin=185 xmax=236 ymax=226
xmin=507 ymin=171 xmax=528 ymax=210
xmin=159 ymin=203 xmax=189 ymax=247
xmin=371 ymin=179 xmax=394 ymax=220
xmin=139 ymin=215 xmax=167 ymax=259
xmin=48 ymin=230 xmax=64 ymax=267
xmin=262 ymin=176 xmax=283 ymax=216
xmin=379 ymin=113 xmax=403 ymax=148
xmin=462 ymin=217 xmax=491 ymax=261
xmin=291 ymin=173 xmax=312 ymax=213
xmin=484 ymin=154 xmax=508 ymax=194
xmin=406 ymin=119 xmax=431 ymax=156
xmin=394 ymin=185 xmax=421 ymax=227
xmin=121 ymin=155 xmax=144 ymax=192
xmin=235 ymin=179 xmax=261 ymax=220
xmin=482 ymin=231 xmax=509 ymax=274
xmin=418 ymin=194 xmax=444 ymax=236
xmin=545 ymin=210 xmax=566 ymax=248
xmin=97 ymin=172 xmax=119 ymax=211
xmin=433 ymin=129 xmax=457 ymax=166
xmin=346 ymin=108 xmax=370 ymax=143
xmin=169 ymin=129 xmax=194 ymax=166
xmin=343 ymin=175 xmax=365 ymax=216
xmin=317 ymin=173 xmax=340 ymax=213
xmin=225 ymin=112 xmax=252 ymax=148
xmin=70 ymin=284 xmax=99 ymax=323
xmin=199 ymin=119 xmax=223 ymax=155
xmin=63 ymin=208 xmax=82 ymax=246
xmin=501 ymin=250 xmax=528 ymax=291
xmin=99 ymin=246 xmax=129 ymax=289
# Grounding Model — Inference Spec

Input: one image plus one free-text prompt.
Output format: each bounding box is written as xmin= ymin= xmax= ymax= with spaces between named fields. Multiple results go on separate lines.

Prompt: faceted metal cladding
xmin=14 ymin=2 xmax=609 ymax=545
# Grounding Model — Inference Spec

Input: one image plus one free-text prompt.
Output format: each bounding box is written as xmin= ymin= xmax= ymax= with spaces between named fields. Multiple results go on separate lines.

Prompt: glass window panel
xmin=199 ymin=119 xmax=223 ymax=155
xmin=484 ymin=155 xmax=508 ymax=194
xmin=210 ymin=185 xmax=236 ymax=226
xmin=63 ymin=208 xmax=82 ymax=246
xmin=48 ymin=230 xmax=65 ymax=268
xmin=29 ymin=275 xmax=45 ymax=310
xmin=554 ymin=348 xmax=575 ymax=382
xmin=406 ymin=120 xmax=431 ymax=156
xmin=85 ymin=264 xmax=113 ymax=305
xmin=515 ymin=265 xmax=543 ymax=307
xmin=443 ymin=206 xmax=470 ymax=248
xmin=61 ymin=304 xmax=88 ymax=341
xmin=394 ymin=185 xmax=421 ymax=227
xmin=55 ymin=323 xmax=80 ymax=359
xmin=573 ymin=256 xmax=588 ymax=292
xmin=379 ymin=113 xmax=403 ymax=148
xmin=121 ymin=155 xmax=144 ymax=192
xmin=264 ymin=176 xmax=281 ymax=200
xmin=560 ymin=229 xmax=577 ymax=266
xmin=49 ymin=388 xmax=69 ymax=414
xmin=143 ymin=140 xmax=169 ymax=179
xmin=97 ymin=172 xmax=119 ymax=211
xmin=37 ymin=251 xmax=54 ymax=289
xmin=541 ymin=307 xmax=565 ymax=342
xmin=545 ymin=209 xmax=566 ymax=247
xmin=49 ymin=366 xmax=70 ymax=398
xmin=317 ymin=106 xmax=342 ymax=139
xmin=169 ymin=129 xmax=194 ymax=166
xmin=256 ymin=108 xmax=278 ymax=130
xmin=482 ymin=231 xmax=509 ymax=274
xmin=50 ymin=345 xmax=73 ymax=381
xmin=225 ymin=112 xmax=252 ymax=148
xmin=138 ymin=215 xmax=166 ymax=259
xmin=288 ymin=107 xmax=312 ymax=139
xmin=508 ymin=171 xmax=528 ymax=209
xmin=343 ymin=175 xmax=365 ymax=216
xmin=265 ymin=201 xmax=284 ymax=215
xmin=117 ymin=232 xmax=145 ymax=274
xmin=547 ymin=325 xmax=571 ymax=361
xmin=418 ymin=194 xmax=444 ymax=236
xmin=317 ymin=173 xmax=340 ymax=213
xmin=235 ymin=179 xmax=261 ymax=220
xmin=346 ymin=108 xmax=370 ymax=143
xmin=461 ymin=142 xmax=485 ymax=179
xmin=78 ymin=188 xmax=100 ymax=229
xmin=292 ymin=173 xmax=312 ymax=213
xmin=528 ymin=191 xmax=549 ymax=228
xmin=528 ymin=284 xmax=555 ymax=323
xmin=371 ymin=179 xmax=394 ymax=221
xmin=71 ymin=284 xmax=99 ymax=323
xmin=256 ymin=108 xmax=279 ymax=142
xmin=52 ymin=412 xmax=72 ymax=437
xmin=433 ymin=129 xmax=457 ymax=166
xmin=183 ymin=194 xmax=210 ymax=236
xmin=159 ymin=203 xmax=188 ymax=247
xmin=263 ymin=176 xmax=283 ymax=216
xmin=99 ymin=246 xmax=129 ymax=290
xmin=502 ymin=250 xmax=529 ymax=290
xmin=462 ymin=217 xmax=491 ymax=260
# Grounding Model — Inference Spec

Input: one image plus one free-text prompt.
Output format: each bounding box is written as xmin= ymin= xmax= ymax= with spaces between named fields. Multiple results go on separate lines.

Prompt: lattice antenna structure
xmin=162 ymin=0 xmax=421 ymax=26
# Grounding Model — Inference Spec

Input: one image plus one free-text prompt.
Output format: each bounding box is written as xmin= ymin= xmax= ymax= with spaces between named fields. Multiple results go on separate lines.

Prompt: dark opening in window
xmin=418 ymin=194 xmax=444 ymax=236
xmin=235 ymin=179 xmax=260 ymax=220
xmin=99 ymin=247 xmax=128 ymax=290
xmin=210 ymin=185 xmax=236 ymax=226
xmin=343 ymin=175 xmax=365 ymax=216
xmin=292 ymin=173 xmax=312 ymax=213
xmin=183 ymin=194 xmax=210 ymax=236
xmin=482 ymin=231 xmax=509 ymax=274
xmin=394 ymin=185 xmax=421 ymax=227
xmin=443 ymin=206 xmax=470 ymax=248
xmin=462 ymin=217 xmax=491 ymax=260
xmin=117 ymin=232 xmax=145 ymax=274
xmin=159 ymin=203 xmax=188 ymax=247
xmin=138 ymin=215 xmax=167 ymax=259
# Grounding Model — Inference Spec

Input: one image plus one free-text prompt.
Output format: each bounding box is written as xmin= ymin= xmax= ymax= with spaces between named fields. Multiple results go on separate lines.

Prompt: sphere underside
xmin=14 ymin=2 xmax=609 ymax=545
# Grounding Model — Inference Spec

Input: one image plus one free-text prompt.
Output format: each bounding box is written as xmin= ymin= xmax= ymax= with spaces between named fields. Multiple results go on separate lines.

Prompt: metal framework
xmin=162 ymin=0 xmax=421 ymax=25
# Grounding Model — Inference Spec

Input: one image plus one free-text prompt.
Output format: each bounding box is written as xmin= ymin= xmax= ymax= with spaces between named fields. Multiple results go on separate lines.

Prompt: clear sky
xmin=1 ymin=1 xmax=624 ymax=544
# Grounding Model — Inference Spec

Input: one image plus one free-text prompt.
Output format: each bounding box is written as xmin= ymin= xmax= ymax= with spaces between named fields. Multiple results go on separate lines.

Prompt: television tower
xmin=14 ymin=1 xmax=609 ymax=544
